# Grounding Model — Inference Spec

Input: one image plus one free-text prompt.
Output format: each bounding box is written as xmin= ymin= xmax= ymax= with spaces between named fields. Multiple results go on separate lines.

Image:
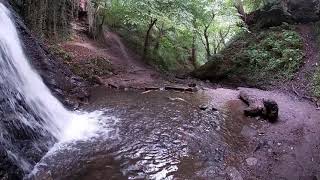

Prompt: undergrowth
xmin=49 ymin=45 xmax=113 ymax=82
xmin=69 ymin=57 xmax=114 ymax=81
xmin=226 ymin=26 xmax=304 ymax=85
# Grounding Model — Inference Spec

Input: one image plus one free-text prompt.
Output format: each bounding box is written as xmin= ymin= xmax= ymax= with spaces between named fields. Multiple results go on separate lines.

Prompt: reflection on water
xmin=29 ymin=87 xmax=259 ymax=180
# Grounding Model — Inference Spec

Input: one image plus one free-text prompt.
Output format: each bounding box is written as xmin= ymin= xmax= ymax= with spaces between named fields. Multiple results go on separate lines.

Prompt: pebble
xmin=240 ymin=126 xmax=256 ymax=137
xmin=226 ymin=167 xmax=243 ymax=180
xmin=246 ymin=157 xmax=258 ymax=166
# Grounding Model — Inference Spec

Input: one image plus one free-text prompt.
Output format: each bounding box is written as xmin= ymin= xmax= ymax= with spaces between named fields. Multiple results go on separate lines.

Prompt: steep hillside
xmin=194 ymin=25 xmax=304 ymax=86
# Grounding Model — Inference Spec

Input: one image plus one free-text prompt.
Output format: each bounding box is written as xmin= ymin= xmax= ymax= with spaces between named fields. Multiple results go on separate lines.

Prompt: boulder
xmin=288 ymin=0 xmax=320 ymax=22
xmin=246 ymin=0 xmax=320 ymax=29
xmin=246 ymin=4 xmax=294 ymax=29
xmin=192 ymin=54 xmax=229 ymax=80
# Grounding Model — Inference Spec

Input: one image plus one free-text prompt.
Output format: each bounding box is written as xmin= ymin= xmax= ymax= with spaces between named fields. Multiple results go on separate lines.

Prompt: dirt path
xmin=227 ymin=88 xmax=320 ymax=180
xmin=287 ymin=24 xmax=319 ymax=100
xmin=60 ymin=23 xmax=169 ymax=89
xmin=197 ymin=87 xmax=320 ymax=180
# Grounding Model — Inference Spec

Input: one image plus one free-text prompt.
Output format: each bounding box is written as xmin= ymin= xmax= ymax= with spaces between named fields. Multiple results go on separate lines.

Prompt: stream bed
xmin=28 ymin=87 xmax=320 ymax=180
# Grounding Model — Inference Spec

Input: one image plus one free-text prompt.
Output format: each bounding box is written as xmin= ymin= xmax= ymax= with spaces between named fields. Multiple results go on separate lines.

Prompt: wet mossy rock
xmin=192 ymin=54 xmax=230 ymax=81
xmin=1 ymin=0 xmax=89 ymax=105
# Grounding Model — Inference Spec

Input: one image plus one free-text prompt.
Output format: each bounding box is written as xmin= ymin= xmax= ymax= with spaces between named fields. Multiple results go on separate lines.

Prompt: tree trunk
xmin=204 ymin=26 xmax=211 ymax=59
xmin=191 ymin=35 xmax=197 ymax=68
xmin=143 ymin=18 xmax=157 ymax=62
xmin=153 ymin=23 xmax=165 ymax=53
xmin=234 ymin=0 xmax=247 ymax=24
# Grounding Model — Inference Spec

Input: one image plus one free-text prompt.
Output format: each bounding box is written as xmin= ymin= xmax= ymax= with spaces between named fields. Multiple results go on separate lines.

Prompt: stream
xmin=28 ymin=87 xmax=320 ymax=180
xmin=28 ymin=87 xmax=257 ymax=180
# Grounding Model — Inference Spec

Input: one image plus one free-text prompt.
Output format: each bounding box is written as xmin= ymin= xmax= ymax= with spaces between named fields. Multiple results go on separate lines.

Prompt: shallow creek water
xmin=28 ymin=87 xmax=320 ymax=180
xmin=28 ymin=87 xmax=262 ymax=180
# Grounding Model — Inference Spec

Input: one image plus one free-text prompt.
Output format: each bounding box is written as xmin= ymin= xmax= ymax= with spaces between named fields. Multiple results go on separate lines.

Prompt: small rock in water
xmin=263 ymin=99 xmax=279 ymax=122
xmin=212 ymin=107 xmax=218 ymax=111
xmin=226 ymin=167 xmax=243 ymax=180
xmin=199 ymin=104 xmax=208 ymax=111
xmin=246 ymin=157 xmax=258 ymax=166
xmin=188 ymin=83 xmax=197 ymax=87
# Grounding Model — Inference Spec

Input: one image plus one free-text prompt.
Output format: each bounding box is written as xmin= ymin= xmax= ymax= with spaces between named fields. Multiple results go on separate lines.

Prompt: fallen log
xmin=239 ymin=91 xmax=265 ymax=117
xmin=145 ymin=87 xmax=160 ymax=91
xmin=164 ymin=86 xmax=197 ymax=92
xmin=144 ymin=86 xmax=197 ymax=92
xmin=239 ymin=91 xmax=278 ymax=122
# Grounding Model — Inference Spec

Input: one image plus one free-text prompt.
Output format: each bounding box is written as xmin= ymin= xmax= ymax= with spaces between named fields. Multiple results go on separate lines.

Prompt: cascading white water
xmin=0 ymin=3 xmax=99 ymax=142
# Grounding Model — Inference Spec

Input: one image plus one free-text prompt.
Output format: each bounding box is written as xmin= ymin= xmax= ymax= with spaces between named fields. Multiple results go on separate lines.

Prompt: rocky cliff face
xmin=247 ymin=0 xmax=320 ymax=29
xmin=0 ymin=1 xmax=87 ymax=179
xmin=6 ymin=1 xmax=88 ymax=105
xmin=287 ymin=0 xmax=320 ymax=22
xmin=9 ymin=0 xmax=79 ymax=39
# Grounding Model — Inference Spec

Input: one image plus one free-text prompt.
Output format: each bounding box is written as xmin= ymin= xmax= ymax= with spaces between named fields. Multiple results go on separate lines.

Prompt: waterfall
xmin=0 ymin=3 xmax=99 ymax=174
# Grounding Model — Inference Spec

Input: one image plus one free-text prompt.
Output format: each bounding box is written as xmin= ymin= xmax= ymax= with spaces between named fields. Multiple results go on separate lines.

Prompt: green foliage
xmin=229 ymin=28 xmax=304 ymax=84
xmin=92 ymin=0 xmax=241 ymax=71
